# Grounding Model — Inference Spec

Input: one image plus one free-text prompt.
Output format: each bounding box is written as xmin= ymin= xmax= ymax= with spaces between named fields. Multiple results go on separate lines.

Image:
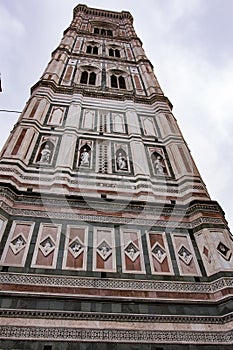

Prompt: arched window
xmin=80 ymin=71 xmax=96 ymax=86
xmin=86 ymin=46 xmax=92 ymax=54
xmin=111 ymin=75 xmax=118 ymax=88
xmin=89 ymin=72 xmax=96 ymax=85
xmin=109 ymin=48 xmax=114 ymax=57
xmin=108 ymin=48 xmax=121 ymax=58
xmin=86 ymin=45 xmax=98 ymax=55
xmin=80 ymin=71 xmax=88 ymax=84
xmin=107 ymin=30 xmax=113 ymax=36
xmin=115 ymin=49 xmax=120 ymax=58
xmin=93 ymin=46 xmax=98 ymax=55
xmin=119 ymin=76 xmax=126 ymax=89
xmin=94 ymin=28 xmax=99 ymax=34
xmin=101 ymin=29 xmax=106 ymax=35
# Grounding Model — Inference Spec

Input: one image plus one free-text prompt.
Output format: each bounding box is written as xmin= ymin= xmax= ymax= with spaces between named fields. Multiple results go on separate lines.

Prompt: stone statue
xmin=80 ymin=148 xmax=90 ymax=166
xmin=154 ymin=155 xmax=165 ymax=174
xmin=40 ymin=144 xmax=51 ymax=163
xmin=117 ymin=152 xmax=127 ymax=170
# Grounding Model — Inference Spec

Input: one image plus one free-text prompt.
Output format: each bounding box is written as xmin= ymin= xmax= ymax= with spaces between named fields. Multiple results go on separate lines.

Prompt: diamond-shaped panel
xmin=69 ymin=238 xmax=84 ymax=259
xmin=10 ymin=234 xmax=26 ymax=255
xmin=39 ymin=236 xmax=55 ymax=257
xmin=152 ymin=242 xmax=166 ymax=263
xmin=178 ymin=245 xmax=193 ymax=265
xmin=97 ymin=240 xmax=112 ymax=261
xmin=217 ymin=241 xmax=232 ymax=261
xmin=125 ymin=241 xmax=140 ymax=262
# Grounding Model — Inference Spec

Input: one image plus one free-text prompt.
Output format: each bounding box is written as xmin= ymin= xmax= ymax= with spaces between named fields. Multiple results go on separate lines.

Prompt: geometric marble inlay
xmin=125 ymin=241 xmax=140 ymax=262
xmin=217 ymin=241 xmax=232 ymax=261
xmin=151 ymin=242 xmax=166 ymax=263
xmin=97 ymin=239 xmax=112 ymax=260
xmin=178 ymin=245 xmax=193 ymax=265
xmin=69 ymin=237 xmax=84 ymax=259
xmin=10 ymin=234 xmax=26 ymax=255
xmin=39 ymin=235 xmax=55 ymax=257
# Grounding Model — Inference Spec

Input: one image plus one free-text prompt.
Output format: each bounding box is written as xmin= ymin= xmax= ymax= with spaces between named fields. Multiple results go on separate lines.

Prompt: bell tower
xmin=0 ymin=4 xmax=232 ymax=349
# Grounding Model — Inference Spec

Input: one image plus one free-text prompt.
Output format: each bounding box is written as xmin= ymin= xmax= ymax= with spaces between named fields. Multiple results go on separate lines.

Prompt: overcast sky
xmin=0 ymin=0 xmax=233 ymax=230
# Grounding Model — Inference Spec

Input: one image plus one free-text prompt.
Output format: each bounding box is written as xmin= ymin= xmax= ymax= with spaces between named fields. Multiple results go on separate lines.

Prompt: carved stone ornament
xmin=203 ymin=245 xmax=212 ymax=264
xmin=151 ymin=242 xmax=166 ymax=263
xmin=125 ymin=241 xmax=140 ymax=262
xmin=178 ymin=245 xmax=193 ymax=265
xmin=10 ymin=234 xmax=26 ymax=255
xmin=97 ymin=240 xmax=112 ymax=261
xmin=39 ymin=236 xmax=55 ymax=257
xmin=217 ymin=241 xmax=232 ymax=261
xmin=69 ymin=237 xmax=84 ymax=259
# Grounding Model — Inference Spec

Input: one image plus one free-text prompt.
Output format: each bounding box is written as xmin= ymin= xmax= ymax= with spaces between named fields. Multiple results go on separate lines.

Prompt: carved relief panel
xmin=195 ymin=228 xmax=233 ymax=276
xmin=171 ymin=233 xmax=202 ymax=276
xmin=93 ymin=227 xmax=116 ymax=272
xmin=62 ymin=225 xmax=88 ymax=271
xmin=146 ymin=231 xmax=173 ymax=275
xmin=0 ymin=221 xmax=35 ymax=267
xmin=120 ymin=229 xmax=146 ymax=274
xmin=31 ymin=223 xmax=61 ymax=269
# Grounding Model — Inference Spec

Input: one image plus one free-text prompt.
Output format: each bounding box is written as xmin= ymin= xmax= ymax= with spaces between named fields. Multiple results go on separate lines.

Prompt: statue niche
xmin=36 ymin=141 xmax=54 ymax=164
xmin=152 ymin=151 xmax=167 ymax=175
xmin=116 ymin=148 xmax=128 ymax=171
xmin=78 ymin=144 xmax=91 ymax=167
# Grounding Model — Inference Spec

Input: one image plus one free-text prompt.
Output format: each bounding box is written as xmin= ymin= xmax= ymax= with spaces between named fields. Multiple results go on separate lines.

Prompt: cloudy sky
xmin=0 ymin=0 xmax=233 ymax=230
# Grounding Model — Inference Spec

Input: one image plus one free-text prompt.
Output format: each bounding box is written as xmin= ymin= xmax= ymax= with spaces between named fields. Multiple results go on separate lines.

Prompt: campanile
xmin=0 ymin=4 xmax=232 ymax=349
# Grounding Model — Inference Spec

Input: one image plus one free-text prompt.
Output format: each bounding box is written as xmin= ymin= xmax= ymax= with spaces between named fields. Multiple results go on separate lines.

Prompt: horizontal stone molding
xmin=0 ymin=326 xmax=232 ymax=344
xmin=1 ymin=309 xmax=232 ymax=325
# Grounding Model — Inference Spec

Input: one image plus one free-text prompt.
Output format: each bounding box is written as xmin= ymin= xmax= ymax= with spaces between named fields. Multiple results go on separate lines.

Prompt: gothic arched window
xmin=111 ymin=75 xmax=118 ymax=88
xmin=115 ymin=49 xmax=120 ymax=58
xmin=86 ymin=45 xmax=98 ymax=55
xmin=107 ymin=30 xmax=113 ymax=36
xmin=109 ymin=48 xmax=114 ymax=57
xmin=119 ymin=76 xmax=126 ymax=89
xmin=80 ymin=71 xmax=96 ymax=86
xmin=80 ymin=71 xmax=88 ymax=84
xmin=110 ymin=74 xmax=126 ymax=89
xmin=94 ymin=28 xmax=99 ymax=34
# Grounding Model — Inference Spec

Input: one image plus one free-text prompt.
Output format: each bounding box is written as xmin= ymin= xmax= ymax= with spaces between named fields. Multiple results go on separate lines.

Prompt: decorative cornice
xmin=0 ymin=326 xmax=232 ymax=344
xmin=1 ymin=309 xmax=232 ymax=325
xmin=1 ymin=273 xmax=233 ymax=294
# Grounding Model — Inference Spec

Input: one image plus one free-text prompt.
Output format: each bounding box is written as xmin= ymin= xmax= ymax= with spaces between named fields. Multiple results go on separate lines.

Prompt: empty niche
xmin=82 ymin=109 xmax=95 ymax=130
xmin=48 ymin=107 xmax=64 ymax=125
xmin=141 ymin=116 xmax=157 ymax=136
xmin=149 ymin=148 xmax=168 ymax=176
xmin=36 ymin=139 xmax=55 ymax=164
xmin=112 ymin=113 xmax=125 ymax=133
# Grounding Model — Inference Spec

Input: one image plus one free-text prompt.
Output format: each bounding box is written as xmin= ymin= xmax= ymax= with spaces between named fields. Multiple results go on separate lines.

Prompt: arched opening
xmin=115 ymin=49 xmax=120 ymax=58
xmin=111 ymin=75 xmax=118 ymax=88
xmin=86 ymin=45 xmax=92 ymax=54
xmin=119 ymin=76 xmax=126 ymax=89
xmin=94 ymin=28 xmax=99 ymax=34
xmin=89 ymin=72 xmax=96 ymax=85
xmin=101 ymin=29 xmax=106 ymax=35
xmin=93 ymin=46 xmax=98 ymax=55
xmin=80 ymin=71 xmax=88 ymax=84
xmin=109 ymin=48 xmax=114 ymax=57
xmin=107 ymin=30 xmax=113 ymax=36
